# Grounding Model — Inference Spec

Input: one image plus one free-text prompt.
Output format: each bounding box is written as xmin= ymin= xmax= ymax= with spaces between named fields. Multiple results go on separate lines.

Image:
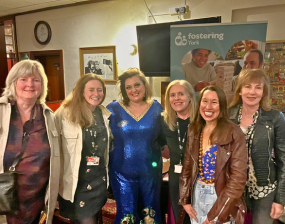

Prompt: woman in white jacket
xmin=55 ymin=73 xmax=111 ymax=224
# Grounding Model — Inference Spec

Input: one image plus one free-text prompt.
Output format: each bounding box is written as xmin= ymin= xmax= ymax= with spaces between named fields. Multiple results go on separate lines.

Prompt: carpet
xmin=102 ymin=198 xmax=116 ymax=224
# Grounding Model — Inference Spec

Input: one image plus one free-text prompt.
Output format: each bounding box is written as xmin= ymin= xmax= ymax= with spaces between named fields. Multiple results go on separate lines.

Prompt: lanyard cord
xmin=176 ymin=119 xmax=189 ymax=164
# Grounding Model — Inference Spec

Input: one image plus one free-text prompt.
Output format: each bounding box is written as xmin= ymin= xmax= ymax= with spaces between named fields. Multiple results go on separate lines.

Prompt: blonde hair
xmin=2 ymin=59 xmax=48 ymax=103
xmin=61 ymin=73 xmax=106 ymax=127
xmin=162 ymin=80 xmax=196 ymax=131
xmin=117 ymin=68 xmax=152 ymax=106
xmin=229 ymin=69 xmax=271 ymax=111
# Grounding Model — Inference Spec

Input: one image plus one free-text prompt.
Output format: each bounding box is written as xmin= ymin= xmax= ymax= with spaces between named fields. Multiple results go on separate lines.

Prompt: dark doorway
xmin=30 ymin=50 xmax=65 ymax=102
xmin=0 ymin=25 xmax=9 ymax=94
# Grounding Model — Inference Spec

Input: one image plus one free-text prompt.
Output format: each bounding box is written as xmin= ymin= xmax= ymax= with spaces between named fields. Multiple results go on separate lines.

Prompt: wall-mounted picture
xmin=18 ymin=52 xmax=30 ymax=61
xmin=79 ymin=46 xmax=117 ymax=82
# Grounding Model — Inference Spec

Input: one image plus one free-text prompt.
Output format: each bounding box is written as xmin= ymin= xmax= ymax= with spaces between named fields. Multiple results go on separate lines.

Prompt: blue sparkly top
xmin=107 ymin=100 xmax=164 ymax=176
xmin=197 ymin=144 xmax=218 ymax=181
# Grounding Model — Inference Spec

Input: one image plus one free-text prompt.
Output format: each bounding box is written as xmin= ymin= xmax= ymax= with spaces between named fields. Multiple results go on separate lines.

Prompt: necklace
xmin=199 ymin=127 xmax=215 ymax=184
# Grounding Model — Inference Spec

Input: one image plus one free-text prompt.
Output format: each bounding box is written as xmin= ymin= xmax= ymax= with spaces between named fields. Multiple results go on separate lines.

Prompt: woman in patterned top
xmin=228 ymin=69 xmax=285 ymax=224
xmin=0 ymin=60 xmax=60 ymax=224
xmin=55 ymin=73 xmax=112 ymax=224
xmin=180 ymin=86 xmax=247 ymax=224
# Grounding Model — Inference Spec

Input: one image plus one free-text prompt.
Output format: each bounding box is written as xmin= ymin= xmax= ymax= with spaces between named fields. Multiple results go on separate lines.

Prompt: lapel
xmin=215 ymin=145 xmax=231 ymax=180
xmin=188 ymin=128 xmax=199 ymax=164
xmin=252 ymin=109 xmax=272 ymax=144
xmin=214 ymin=128 xmax=233 ymax=180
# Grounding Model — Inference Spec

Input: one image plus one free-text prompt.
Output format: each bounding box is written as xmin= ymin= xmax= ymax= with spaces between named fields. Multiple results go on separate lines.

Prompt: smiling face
xmin=243 ymin=52 xmax=262 ymax=69
xmin=192 ymin=49 xmax=210 ymax=68
xmin=83 ymin=79 xmax=104 ymax=111
xmin=15 ymin=73 xmax=42 ymax=104
xmin=169 ymin=84 xmax=191 ymax=118
xmin=125 ymin=75 xmax=146 ymax=104
xmin=240 ymin=82 xmax=263 ymax=108
xmin=200 ymin=90 xmax=220 ymax=125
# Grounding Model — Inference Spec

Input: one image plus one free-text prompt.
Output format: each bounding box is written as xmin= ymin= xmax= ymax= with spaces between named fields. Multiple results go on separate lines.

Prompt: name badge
xmin=87 ymin=156 xmax=100 ymax=166
xmin=174 ymin=164 xmax=183 ymax=173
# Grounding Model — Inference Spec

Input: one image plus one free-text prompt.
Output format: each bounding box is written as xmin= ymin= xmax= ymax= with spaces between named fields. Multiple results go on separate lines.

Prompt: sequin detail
xmin=118 ymin=100 xmax=154 ymax=122
xmin=140 ymin=207 xmax=157 ymax=224
xmin=121 ymin=214 xmax=135 ymax=224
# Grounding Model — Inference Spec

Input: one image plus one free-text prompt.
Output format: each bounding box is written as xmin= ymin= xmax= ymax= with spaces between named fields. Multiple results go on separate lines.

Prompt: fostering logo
xmin=175 ymin=32 xmax=224 ymax=46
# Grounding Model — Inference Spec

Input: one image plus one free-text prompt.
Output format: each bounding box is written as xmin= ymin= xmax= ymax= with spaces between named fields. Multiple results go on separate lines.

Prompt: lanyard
xmin=176 ymin=120 xmax=189 ymax=164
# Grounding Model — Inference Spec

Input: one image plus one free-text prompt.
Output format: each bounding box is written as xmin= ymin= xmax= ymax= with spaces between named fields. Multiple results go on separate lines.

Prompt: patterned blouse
xmin=4 ymin=101 xmax=51 ymax=224
xmin=197 ymin=144 xmax=218 ymax=182
xmin=237 ymin=105 xmax=276 ymax=199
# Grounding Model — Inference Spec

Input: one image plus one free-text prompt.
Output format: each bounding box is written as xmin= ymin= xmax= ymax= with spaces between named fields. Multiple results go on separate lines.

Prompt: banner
xmin=170 ymin=22 xmax=267 ymax=99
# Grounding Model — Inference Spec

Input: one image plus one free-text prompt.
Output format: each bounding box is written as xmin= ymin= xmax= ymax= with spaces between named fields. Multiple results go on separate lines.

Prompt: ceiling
xmin=0 ymin=0 xmax=97 ymax=17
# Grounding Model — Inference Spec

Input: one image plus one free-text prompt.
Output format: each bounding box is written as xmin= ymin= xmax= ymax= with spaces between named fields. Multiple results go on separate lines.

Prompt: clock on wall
xmin=34 ymin=21 xmax=52 ymax=45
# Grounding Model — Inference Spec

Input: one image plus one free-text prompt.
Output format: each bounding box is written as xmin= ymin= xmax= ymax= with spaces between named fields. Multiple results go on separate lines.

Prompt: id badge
xmin=174 ymin=164 xmax=183 ymax=173
xmin=87 ymin=156 xmax=100 ymax=166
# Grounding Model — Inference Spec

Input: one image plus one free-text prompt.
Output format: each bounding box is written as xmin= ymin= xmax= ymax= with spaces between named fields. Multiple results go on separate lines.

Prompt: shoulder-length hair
xmin=2 ymin=59 xmax=48 ymax=103
xmin=61 ymin=73 xmax=106 ymax=127
xmin=162 ymin=80 xmax=196 ymax=131
xmin=117 ymin=68 xmax=152 ymax=106
xmin=192 ymin=86 xmax=231 ymax=143
xmin=229 ymin=68 xmax=271 ymax=111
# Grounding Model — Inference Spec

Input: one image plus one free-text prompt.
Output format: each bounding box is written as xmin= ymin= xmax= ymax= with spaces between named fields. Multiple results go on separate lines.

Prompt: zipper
xmin=211 ymin=197 xmax=230 ymax=222
xmin=266 ymin=122 xmax=272 ymax=184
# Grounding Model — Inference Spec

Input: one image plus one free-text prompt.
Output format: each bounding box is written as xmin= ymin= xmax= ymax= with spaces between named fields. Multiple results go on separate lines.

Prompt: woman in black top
xmin=161 ymin=80 xmax=196 ymax=223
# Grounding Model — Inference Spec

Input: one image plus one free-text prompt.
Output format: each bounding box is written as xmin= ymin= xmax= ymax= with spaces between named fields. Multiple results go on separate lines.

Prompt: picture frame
xmin=18 ymin=52 xmax=30 ymax=61
xmin=264 ymin=40 xmax=285 ymax=113
xmin=79 ymin=46 xmax=117 ymax=83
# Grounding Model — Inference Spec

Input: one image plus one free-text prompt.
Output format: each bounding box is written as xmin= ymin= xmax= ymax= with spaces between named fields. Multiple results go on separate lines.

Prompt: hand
xmin=270 ymin=202 xmax=284 ymax=219
xmin=182 ymin=204 xmax=198 ymax=223
xmin=194 ymin=81 xmax=210 ymax=92
xmin=202 ymin=218 xmax=216 ymax=224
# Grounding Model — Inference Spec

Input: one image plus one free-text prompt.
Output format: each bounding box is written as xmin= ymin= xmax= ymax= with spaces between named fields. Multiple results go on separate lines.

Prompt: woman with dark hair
xmin=182 ymin=48 xmax=216 ymax=92
xmin=107 ymin=68 xmax=165 ymax=224
xmin=56 ymin=73 xmax=111 ymax=224
xmin=180 ymin=86 xmax=247 ymax=224
xmin=228 ymin=69 xmax=285 ymax=224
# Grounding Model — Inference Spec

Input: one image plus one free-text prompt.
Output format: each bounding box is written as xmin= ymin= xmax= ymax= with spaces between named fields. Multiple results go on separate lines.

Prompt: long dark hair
xmin=192 ymin=86 xmax=231 ymax=143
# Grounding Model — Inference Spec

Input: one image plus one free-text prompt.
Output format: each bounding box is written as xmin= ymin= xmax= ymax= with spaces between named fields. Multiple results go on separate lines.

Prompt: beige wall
xmin=15 ymin=0 xmax=285 ymax=106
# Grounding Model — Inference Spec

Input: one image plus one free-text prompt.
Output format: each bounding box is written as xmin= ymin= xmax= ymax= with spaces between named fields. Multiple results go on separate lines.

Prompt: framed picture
xmin=79 ymin=46 xmax=117 ymax=83
xmin=18 ymin=52 xmax=30 ymax=61
xmin=264 ymin=40 xmax=285 ymax=113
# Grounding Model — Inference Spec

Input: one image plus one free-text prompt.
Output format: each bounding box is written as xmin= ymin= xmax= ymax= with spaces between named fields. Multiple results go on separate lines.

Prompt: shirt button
xmin=87 ymin=185 xmax=92 ymax=190
xmin=86 ymin=169 xmax=90 ymax=173
xmin=79 ymin=201 xmax=85 ymax=207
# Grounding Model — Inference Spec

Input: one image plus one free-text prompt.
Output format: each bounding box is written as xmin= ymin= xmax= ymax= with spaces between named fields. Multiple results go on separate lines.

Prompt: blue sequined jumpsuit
xmin=107 ymin=100 xmax=164 ymax=224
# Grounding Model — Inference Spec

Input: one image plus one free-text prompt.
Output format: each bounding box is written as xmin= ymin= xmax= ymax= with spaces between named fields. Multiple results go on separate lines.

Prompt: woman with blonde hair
xmin=0 ymin=60 xmax=60 ymax=224
xmin=228 ymin=69 xmax=285 ymax=224
xmin=56 ymin=73 xmax=112 ymax=224
xmin=160 ymin=80 xmax=195 ymax=224
xmin=107 ymin=68 xmax=165 ymax=224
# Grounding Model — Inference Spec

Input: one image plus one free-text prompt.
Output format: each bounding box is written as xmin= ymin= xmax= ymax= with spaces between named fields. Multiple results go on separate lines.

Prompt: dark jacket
xmin=160 ymin=116 xmax=190 ymax=224
xmin=229 ymin=105 xmax=285 ymax=205
xmin=179 ymin=122 xmax=247 ymax=223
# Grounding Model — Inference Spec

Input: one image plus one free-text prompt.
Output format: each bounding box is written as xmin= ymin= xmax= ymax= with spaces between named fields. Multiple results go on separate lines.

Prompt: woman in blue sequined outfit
xmin=107 ymin=68 xmax=165 ymax=224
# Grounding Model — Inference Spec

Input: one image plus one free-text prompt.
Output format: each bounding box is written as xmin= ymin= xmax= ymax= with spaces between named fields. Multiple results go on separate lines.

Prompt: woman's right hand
xmin=183 ymin=204 xmax=198 ymax=223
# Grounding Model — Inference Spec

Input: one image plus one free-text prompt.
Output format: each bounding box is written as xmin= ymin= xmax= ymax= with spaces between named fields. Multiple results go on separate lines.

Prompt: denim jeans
xmin=191 ymin=181 xmax=232 ymax=224
xmin=250 ymin=189 xmax=275 ymax=224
